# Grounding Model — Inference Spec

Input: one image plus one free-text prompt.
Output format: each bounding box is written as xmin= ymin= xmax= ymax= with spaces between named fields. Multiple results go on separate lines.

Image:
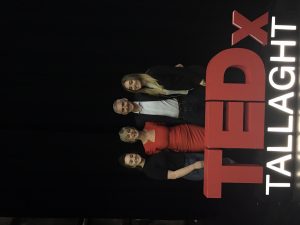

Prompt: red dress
xmin=143 ymin=122 xmax=205 ymax=155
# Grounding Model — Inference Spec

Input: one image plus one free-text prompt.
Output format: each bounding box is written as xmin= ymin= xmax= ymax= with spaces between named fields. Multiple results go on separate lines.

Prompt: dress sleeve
xmin=143 ymin=156 xmax=168 ymax=180
xmin=145 ymin=167 xmax=168 ymax=180
xmin=149 ymin=167 xmax=168 ymax=180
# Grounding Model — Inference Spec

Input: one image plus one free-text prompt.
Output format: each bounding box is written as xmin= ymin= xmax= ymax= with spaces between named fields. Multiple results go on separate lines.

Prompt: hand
xmin=175 ymin=64 xmax=184 ymax=68
xmin=199 ymin=79 xmax=206 ymax=87
xmin=193 ymin=161 xmax=204 ymax=169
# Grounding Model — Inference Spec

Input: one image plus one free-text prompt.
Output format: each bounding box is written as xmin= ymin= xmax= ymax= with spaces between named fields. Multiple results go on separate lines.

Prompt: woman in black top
xmin=119 ymin=151 xmax=204 ymax=180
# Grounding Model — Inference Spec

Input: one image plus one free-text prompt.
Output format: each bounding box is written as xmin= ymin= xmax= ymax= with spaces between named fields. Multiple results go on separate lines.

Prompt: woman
xmin=119 ymin=122 xmax=204 ymax=155
xmin=119 ymin=151 xmax=204 ymax=180
xmin=121 ymin=65 xmax=206 ymax=96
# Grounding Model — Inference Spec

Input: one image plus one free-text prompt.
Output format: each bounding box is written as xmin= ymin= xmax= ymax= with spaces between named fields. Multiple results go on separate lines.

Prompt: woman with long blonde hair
xmin=121 ymin=65 xmax=206 ymax=96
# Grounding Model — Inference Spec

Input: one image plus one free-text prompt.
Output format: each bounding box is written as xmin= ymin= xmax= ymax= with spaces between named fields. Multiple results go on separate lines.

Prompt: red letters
xmin=206 ymin=48 xmax=265 ymax=101
xmin=204 ymin=150 xmax=263 ymax=198
xmin=204 ymin=48 xmax=265 ymax=198
xmin=232 ymin=10 xmax=269 ymax=46
xmin=206 ymin=48 xmax=265 ymax=149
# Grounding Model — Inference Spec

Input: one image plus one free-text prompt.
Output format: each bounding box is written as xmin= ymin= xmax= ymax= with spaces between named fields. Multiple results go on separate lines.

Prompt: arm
xmin=167 ymin=161 xmax=204 ymax=180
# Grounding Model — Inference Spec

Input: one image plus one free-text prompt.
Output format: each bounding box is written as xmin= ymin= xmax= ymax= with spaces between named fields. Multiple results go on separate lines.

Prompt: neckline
xmin=142 ymin=129 xmax=155 ymax=144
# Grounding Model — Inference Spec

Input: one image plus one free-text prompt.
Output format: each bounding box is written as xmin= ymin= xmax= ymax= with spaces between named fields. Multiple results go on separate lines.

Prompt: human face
xmin=115 ymin=98 xmax=134 ymax=115
xmin=124 ymin=153 xmax=142 ymax=167
xmin=123 ymin=127 xmax=139 ymax=142
xmin=123 ymin=79 xmax=142 ymax=91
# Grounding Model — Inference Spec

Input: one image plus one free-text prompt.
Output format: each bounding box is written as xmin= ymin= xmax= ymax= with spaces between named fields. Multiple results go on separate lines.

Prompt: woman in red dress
xmin=119 ymin=122 xmax=204 ymax=155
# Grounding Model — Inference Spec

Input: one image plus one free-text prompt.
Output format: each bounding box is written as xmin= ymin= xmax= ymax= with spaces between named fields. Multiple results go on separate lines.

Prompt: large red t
xmin=204 ymin=150 xmax=263 ymax=198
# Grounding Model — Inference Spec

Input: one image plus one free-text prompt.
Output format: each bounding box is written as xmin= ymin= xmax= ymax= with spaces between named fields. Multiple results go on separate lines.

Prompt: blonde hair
xmin=119 ymin=126 xmax=137 ymax=143
xmin=121 ymin=73 xmax=166 ymax=96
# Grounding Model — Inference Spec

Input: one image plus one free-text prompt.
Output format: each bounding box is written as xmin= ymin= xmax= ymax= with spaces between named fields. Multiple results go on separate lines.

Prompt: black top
xmin=146 ymin=65 xmax=206 ymax=90
xmin=142 ymin=151 xmax=185 ymax=180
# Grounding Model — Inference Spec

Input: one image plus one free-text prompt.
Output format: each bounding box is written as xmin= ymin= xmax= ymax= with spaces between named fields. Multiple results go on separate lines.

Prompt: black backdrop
xmin=2 ymin=0 xmax=300 ymax=223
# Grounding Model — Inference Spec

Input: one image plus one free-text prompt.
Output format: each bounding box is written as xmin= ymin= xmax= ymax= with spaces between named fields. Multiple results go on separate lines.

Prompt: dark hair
xmin=118 ymin=153 xmax=133 ymax=169
xmin=118 ymin=153 xmax=144 ymax=171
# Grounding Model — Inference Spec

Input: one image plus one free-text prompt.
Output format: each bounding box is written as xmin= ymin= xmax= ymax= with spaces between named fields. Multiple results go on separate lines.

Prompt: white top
xmin=133 ymin=99 xmax=179 ymax=118
xmin=164 ymin=89 xmax=189 ymax=95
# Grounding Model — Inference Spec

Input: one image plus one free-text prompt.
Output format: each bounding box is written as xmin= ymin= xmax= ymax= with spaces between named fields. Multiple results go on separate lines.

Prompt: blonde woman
xmin=121 ymin=65 xmax=206 ymax=96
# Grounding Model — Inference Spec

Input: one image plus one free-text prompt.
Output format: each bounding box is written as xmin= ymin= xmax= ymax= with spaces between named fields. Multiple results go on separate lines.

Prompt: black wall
xmin=3 ymin=0 xmax=300 ymax=223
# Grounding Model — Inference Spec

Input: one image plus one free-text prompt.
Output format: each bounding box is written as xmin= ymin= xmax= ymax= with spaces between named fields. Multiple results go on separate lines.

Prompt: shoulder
xmin=148 ymin=151 xmax=167 ymax=162
xmin=145 ymin=65 xmax=180 ymax=76
xmin=145 ymin=65 xmax=166 ymax=74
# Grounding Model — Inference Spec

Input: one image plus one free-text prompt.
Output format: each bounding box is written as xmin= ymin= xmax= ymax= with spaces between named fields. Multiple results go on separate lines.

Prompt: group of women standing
xmin=116 ymin=65 xmax=208 ymax=181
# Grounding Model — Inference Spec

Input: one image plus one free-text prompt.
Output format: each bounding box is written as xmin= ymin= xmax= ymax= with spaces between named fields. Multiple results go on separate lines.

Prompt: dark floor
xmin=0 ymin=218 xmax=192 ymax=225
